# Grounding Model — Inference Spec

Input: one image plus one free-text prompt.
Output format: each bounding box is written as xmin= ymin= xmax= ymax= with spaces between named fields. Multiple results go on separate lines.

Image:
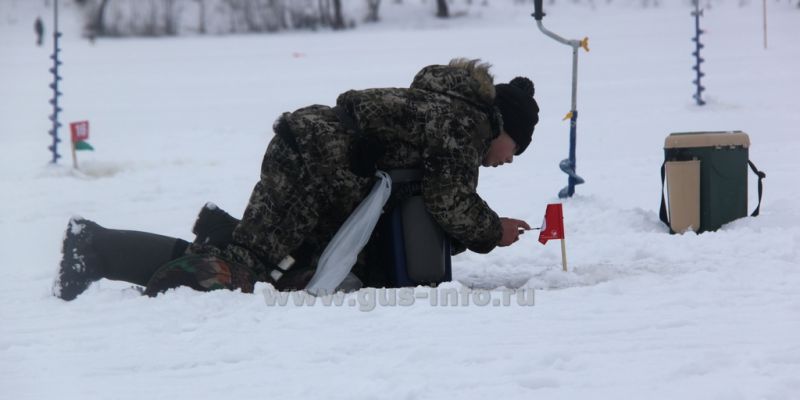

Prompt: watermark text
xmin=262 ymin=287 xmax=535 ymax=312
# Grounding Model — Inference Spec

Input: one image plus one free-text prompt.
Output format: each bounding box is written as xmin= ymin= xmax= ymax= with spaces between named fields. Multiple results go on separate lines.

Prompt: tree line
xmin=71 ymin=0 xmax=799 ymax=38
xmin=73 ymin=0 xmax=457 ymax=37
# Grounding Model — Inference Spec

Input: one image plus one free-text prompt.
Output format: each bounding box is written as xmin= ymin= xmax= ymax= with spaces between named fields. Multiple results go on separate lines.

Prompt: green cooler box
xmin=659 ymin=131 xmax=765 ymax=234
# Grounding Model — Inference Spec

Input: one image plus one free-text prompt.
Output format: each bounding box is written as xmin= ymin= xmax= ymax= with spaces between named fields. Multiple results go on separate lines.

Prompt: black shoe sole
xmin=53 ymin=217 xmax=103 ymax=301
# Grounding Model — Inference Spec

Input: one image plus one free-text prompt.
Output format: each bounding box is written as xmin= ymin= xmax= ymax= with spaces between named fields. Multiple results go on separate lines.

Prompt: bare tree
xmin=365 ymin=0 xmax=380 ymax=22
xmin=332 ymin=0 xmax=345 ymax=29
xmin=318 ymin=0 xmax=331 ymax=27
xmin=194 ymin=0 xmax=206 ymax=34
xmin=87 ymin=0 xmax=110 ymax=37
xmin=271 ymin=0 xmax=288 ymax=31
xmin=75 ymin=0 xmax=353 ymax=36
xmin=142 ymin=0 xmax=158 ymax=36
xmin=435 ymin=0 xmax=448 ymax=18
xmin=163 ymin=0 xmax=179 ymax=35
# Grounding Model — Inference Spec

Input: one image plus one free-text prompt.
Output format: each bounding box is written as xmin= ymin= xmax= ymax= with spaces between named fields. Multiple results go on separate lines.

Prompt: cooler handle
xmin=659 ymin=161 xmax=672 ymax=232
xmin=748 ymin=160 xmax=766 ymax=217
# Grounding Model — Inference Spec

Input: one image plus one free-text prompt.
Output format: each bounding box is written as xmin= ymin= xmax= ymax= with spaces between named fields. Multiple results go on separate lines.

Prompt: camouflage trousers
xmin=144 ymin=254 xmax=256 ymax=296
xmin=186 ymin=106 xmax=373 ymax=289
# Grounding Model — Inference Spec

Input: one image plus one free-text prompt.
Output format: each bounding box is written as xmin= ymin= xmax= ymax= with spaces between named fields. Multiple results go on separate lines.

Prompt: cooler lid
xmin=665 ymin=131 xmax=750 ymax=149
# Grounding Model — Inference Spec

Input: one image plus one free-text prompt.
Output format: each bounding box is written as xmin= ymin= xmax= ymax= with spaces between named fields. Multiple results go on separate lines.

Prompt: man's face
xmin=482 ymin=132 xmax=517 ymax=168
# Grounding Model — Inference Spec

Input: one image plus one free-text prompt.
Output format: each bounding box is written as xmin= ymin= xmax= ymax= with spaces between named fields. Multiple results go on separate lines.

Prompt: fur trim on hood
xmin=410 ymin=58 xmax=496 ymax=108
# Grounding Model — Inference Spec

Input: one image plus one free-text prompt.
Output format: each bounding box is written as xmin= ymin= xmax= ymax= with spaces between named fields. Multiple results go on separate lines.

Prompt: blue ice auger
xmin=48 ymin=0 xmax=63 ymax=163
xmin=691 ymin=0 xmax=706 ymax=106
xmin=533 ymin=0 xmax=588 ymax=199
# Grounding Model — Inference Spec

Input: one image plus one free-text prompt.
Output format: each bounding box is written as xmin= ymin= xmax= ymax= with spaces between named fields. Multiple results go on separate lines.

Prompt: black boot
xmin=190 ymin=203 xmax=311 ymax=291
xmin=53 ymin=217 xmax=189 ymax=301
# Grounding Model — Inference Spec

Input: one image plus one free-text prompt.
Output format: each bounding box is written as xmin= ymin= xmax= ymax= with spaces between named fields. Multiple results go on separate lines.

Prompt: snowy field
xmin=1 ymin=1 xmax=799 ymax=399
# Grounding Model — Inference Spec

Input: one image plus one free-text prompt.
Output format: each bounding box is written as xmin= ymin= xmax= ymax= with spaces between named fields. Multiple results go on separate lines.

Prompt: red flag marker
xmin=538 ymin=203 xmax=568 ymax=272
xmin=69 ymin=121 xmax=93 ymax=169
xmin=70 ymin=121 xmax=89 ymax=143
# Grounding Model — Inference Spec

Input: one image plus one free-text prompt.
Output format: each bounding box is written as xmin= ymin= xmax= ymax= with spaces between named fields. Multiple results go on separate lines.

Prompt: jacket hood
xmin=410 ymin=58 xmax=496 ymax=108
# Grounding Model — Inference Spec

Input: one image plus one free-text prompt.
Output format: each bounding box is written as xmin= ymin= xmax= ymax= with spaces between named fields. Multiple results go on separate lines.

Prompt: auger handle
xmin=533 ymin=0 xmax=546 ymax=21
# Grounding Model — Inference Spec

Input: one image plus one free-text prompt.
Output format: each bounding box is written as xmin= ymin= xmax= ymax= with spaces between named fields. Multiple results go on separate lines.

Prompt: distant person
xmin=34 ymin=17 xmax=44 ymax=46
xmin=52 ymin=58 xmax=540 ymax=300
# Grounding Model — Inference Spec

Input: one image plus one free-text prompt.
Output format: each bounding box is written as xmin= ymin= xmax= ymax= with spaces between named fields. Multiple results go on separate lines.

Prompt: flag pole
xmin=762 ymin=0 xmax=768 ymax=50
xmin=71 ymin=139 xmax=78 ymax=169
xmin=538 ymin=203 xmax=569 ymax=272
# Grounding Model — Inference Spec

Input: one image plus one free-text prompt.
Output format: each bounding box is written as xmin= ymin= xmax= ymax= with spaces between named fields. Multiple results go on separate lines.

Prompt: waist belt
xmin=388 ymin=169 xmax=423 ymax=184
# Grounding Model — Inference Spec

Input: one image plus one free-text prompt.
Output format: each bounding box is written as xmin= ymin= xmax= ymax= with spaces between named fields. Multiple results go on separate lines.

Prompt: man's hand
xmin=498 ymin=217 xmax=532 ymax=247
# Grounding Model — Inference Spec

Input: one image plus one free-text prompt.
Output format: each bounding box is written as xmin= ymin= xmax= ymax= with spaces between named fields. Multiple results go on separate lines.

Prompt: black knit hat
xmin=494 ymin=77 xmax=539 ymax=155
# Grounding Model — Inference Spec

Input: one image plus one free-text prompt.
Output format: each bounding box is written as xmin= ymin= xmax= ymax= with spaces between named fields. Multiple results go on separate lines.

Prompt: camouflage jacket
xmin=285 ymin=60 xmax=504 ymax=254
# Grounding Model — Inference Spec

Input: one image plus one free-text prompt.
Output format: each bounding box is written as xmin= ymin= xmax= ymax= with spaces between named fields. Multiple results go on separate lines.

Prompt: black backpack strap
xmin=333 ymin=105 xmax=385 ymax=178
xmin=748 ymin=160 xmax=766 ymax=217
xmin=659 ymin=161 xmax=671 ymax=229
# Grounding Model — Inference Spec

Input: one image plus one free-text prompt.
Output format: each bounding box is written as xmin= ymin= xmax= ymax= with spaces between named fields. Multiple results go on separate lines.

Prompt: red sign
xmin=538 ymin=203 xmax=565 ymax=244
xmin=70 ymin=121 xmax=89 ymax=142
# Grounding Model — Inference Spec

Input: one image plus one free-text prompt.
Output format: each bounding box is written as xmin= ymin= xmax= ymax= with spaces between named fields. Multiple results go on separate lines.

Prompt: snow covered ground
xmin=1 ymin=1 xmax=799 ymax=399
